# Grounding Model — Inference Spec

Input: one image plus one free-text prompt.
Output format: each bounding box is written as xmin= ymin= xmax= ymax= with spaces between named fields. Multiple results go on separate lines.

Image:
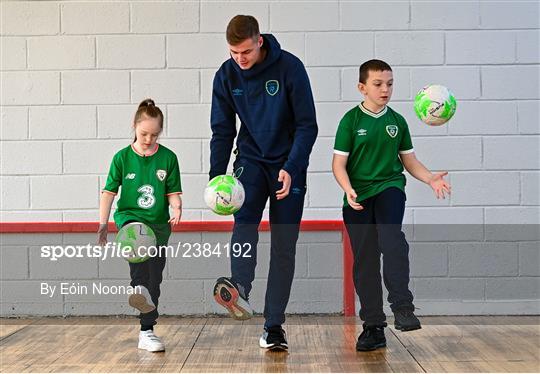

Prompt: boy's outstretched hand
xmin=347 ymin=189 xmax=364 ymax=210
xmin=429 ymin=172 xmax=451 ymax=199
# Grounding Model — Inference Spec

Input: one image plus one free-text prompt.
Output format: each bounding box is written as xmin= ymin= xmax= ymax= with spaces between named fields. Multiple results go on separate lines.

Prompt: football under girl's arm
xmin=332 ymin=154 xmax=363 ymax=210
xmin=98 ymin=192 xmax=115 ymax=245
xmin=400 ymin=152 xmax=451 ymax=199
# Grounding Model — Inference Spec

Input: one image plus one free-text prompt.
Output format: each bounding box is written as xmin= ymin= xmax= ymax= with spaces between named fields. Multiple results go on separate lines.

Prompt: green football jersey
xmin=103 ymin=144 xmax=182 ymax=228
xmin=333 ymin=104 xmax=414 ymax=206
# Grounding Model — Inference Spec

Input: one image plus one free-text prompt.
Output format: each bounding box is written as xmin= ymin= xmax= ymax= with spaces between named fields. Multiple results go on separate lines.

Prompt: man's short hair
xmin=226 ymin=15 xmax=260 ymax=45
xmin=359 ymin=59 xmax=392 ymax=84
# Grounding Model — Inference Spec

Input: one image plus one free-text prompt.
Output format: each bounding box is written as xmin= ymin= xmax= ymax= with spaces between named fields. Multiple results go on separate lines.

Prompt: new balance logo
xmin=125 ymin=173 xmax=136 ymax=180
xmin=357 ymin=129 xmax=367 ymax=136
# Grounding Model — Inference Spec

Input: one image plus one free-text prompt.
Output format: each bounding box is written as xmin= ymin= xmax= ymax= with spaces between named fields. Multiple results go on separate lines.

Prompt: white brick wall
xmin=29 ymin=106 xmax=96 ymax=140
xmin=61 ymin=2 xmax=129 ymax=35
xmin=131 ymin=70 xmax=199 ymax=104
xmin=411 ymin=1 xmax=479 ymax=29
xmin=375 ymin=32 xmax=444 ymax=65
xmin=31 ymin=176 xmax=98 ymax=209
xmin=517 ymin=30 xmax=540 ymax=63
xmin=306 ymin=33 xmax=373 ymax=66
xmin=341 ymin=1 xmax=409 ymax=30
xmin=1 ymin=37 xmax=26 ymax=70
xmin=130 ymin=2 xmax=199 ymax=34
xmin=200 ymin=1 xmax=269 ymax=33
xmin=270 ymin=1 xmax=339 ymax=32
xmin=1 ymin=106 xmax=28 ymax=139
xmin=0 ymin=0 xmax=538 ymax=314
xmin=480 ymin=1 xmax=539 ymax=29
xmin=62 ymin=71 xmax=130 ymax=104
xmin=97 ymin=35 xmax=165 ymax=69
xmin=1 ymin=71 xmax=60 ymax=105
xmin=28 ymin=36 xmax=95 ymax=70
xmin=167 ymin=34 xmax=229 ymax=69
xmin=482 ymin=66 xmax=539 ymax=100
xmin=446 ymin=31 xmax=515 ymax=65
xmin=1 ymin=2 xmax=59 ymax=36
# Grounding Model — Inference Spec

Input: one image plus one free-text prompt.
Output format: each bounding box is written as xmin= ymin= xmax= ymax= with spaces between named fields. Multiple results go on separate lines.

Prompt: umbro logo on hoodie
xmin=232 ymin=88 xmax=243 ymax=96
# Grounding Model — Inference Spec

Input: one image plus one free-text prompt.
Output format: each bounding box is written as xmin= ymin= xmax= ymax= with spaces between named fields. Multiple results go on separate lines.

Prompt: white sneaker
xmin=129 ymin=285 xmax=156 ymax=314
xmin=138 ymin=330 xmax=165 ymax=352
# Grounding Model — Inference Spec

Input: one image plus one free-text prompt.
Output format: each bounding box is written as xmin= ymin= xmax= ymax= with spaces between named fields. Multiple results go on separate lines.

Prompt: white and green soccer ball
xmin=414 ymin=84 xmax=457 ymax=126
xmin=204 ymin=175 xmax=245 ymax=215
xmin=116 ymin=222 xmax=156 ymax=263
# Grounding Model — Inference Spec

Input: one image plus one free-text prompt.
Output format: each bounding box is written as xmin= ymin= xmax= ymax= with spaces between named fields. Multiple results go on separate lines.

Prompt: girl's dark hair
xmin=133 ymin=99 xmax=163 ymax=142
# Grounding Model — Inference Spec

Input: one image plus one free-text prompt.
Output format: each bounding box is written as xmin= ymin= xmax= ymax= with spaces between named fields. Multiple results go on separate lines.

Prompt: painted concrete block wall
xmin=1 ymin=1 xmax=539 ymax=315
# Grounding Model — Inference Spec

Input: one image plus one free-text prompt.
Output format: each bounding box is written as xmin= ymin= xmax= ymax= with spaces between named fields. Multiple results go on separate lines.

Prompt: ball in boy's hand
xmin=204 ymin=175 xmax=245 ymax=215
xmin=414 ymin=84 xmax=457 ymax=126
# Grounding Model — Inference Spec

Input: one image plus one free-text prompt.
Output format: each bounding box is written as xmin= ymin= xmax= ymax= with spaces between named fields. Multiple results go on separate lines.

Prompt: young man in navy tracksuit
xmin=210 ymin=15 xmax=318 ymax=351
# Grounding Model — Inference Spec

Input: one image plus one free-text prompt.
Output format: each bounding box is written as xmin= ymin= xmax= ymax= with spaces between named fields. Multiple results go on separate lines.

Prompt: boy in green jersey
xmin=98 ymin=99 xmax=182 ymax=352
xmin=332 ymin=60 xmax=451 ymax=351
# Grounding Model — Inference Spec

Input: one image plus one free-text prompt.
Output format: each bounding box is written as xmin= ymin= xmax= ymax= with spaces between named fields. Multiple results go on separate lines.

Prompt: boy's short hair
xmin=226 ymin=15 xmax=260 ymax=45
xmin=359 ymin=59 xmax=392 ymax=83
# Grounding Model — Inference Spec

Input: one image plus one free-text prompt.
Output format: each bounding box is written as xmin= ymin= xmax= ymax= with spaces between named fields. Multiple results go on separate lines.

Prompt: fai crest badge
xmin=156 ymin=169 xmax=167 ymax=181
xmin=386 ymin=125 xmax=398 ymax=138
xmin=265 ymin=80 xmax=279 ymax=96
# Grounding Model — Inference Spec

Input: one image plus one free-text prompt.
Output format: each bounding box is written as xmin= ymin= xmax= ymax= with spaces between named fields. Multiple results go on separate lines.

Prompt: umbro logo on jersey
xmin=357 ymin=129 xmax=367 ymax=136
xmin=156 ymin=169 xmax=167 ymax=182
xmin=125 ymin=173 xmax=136 ymax=179
xmin=386 ymin=125 xmax=398 ymax=138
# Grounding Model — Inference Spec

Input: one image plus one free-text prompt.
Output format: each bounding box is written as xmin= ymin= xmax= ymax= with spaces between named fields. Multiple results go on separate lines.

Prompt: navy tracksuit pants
xmin=343 ymin=187 xmax=414 ymax=326
xmin=230 ymin=157 xmax=306 ymax=328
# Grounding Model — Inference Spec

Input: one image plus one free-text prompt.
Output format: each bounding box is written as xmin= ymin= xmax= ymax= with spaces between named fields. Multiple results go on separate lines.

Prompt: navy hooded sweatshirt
xmin=209 ymin=34 xmax=318 ymax=180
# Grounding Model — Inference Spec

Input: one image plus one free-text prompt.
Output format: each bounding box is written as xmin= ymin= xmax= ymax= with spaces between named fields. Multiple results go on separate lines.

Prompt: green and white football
xmin=116 ymin=222 xmax=156 ymax=263
xmin=414 ymin=84 xmax=457 ymax=126
xmin=204 ymin=175 xmax=245 ymax=215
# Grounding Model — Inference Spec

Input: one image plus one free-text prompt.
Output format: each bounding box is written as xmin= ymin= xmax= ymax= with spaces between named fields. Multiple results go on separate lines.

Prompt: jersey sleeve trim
xmin=333 ymin=149 xmax=350 ymax=156
xmin=101 ymin=190 xmax=117 ymax=196
xmin=166 ymin=192 xmax=182 ymax=196
xmin=399 ymin=148 xmax=414 ymax=155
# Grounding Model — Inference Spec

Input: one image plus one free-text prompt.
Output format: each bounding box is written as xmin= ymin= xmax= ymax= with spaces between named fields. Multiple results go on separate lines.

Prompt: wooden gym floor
xmin=1 ymin=316 xmax=539 ymax=373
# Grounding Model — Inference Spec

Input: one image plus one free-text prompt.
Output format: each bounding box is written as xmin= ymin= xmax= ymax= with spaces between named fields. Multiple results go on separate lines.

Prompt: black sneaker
xmin=356 ymin=324 xmax=387 ymax=351
xmin=393 ymin=308 xmax=421 ymax=331
xmin=213 ymin=277 xmax=253 ymax=320
xmin=259 ymin=326 xmax=288 ymax=351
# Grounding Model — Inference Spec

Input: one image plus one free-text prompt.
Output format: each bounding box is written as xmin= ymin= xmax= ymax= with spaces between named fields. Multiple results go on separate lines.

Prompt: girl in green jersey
xmin=98 ymin=99 xmax=182 ymax=352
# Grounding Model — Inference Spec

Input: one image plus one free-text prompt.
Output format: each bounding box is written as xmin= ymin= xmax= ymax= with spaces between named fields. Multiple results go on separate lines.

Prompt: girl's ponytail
xmin=133 ymin=98 xmax=164 ymax=142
